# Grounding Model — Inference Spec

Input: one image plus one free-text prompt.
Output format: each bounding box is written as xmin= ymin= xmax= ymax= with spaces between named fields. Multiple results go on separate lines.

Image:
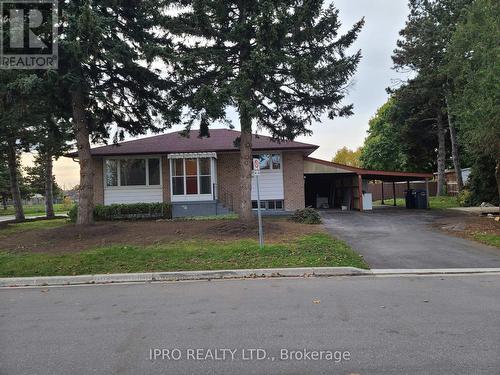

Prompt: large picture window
xmin=171 ymin=158 xmax=212 ymax=196
xmin=252 ymin=153 xmax=281 ymax=171
xmin=104 ymin=158 xmax=161 ymax=187
xmin=120 ymin=159 xmax=146 ymax=186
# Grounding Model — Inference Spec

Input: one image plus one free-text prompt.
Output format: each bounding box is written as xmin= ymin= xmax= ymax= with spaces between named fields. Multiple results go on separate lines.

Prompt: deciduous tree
xmin=332 ymin=147 xmax=362 ymax=168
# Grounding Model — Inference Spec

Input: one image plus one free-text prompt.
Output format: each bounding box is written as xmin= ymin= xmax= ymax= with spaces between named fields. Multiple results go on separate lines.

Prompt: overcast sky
xmin=22 ymin=0 xmax=410 ymax=188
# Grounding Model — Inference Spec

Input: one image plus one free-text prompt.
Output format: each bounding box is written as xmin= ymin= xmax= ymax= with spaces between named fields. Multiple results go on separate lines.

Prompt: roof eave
xmin=65 ymin=145 xmax=319 ymax=158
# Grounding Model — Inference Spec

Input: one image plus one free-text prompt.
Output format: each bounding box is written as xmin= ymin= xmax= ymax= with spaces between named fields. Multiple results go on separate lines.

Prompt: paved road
xmin=2 ymin=275 xmax=500 ymax=375
xmin=321 ymin=207 xmax=500 ymax=269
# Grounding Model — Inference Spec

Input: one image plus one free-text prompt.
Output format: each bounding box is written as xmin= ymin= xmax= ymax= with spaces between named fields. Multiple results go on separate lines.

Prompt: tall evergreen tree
xmin=446 ymin=0 xmax=500 ymax=203
xmin=0 ymin=72 xmax=44 ymax=221
xmin=392 ymin=0 xmax=472 ymax=193
xmin=0 ymin=154 xmax=10 ymax=210
xmin=168 ymin=0 xmax=363 ymax=220
xmin=33 ymin=116 xmax=72 ymax=218
xmin=58 ymin=1 xmax=180 ymax=225
xmin=24 ymin=154 xmax=63 ymax=211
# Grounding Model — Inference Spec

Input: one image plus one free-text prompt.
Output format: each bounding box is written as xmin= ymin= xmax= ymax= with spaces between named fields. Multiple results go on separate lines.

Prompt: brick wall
xmin=92 ymin=158 xmax=104 ymax=205
xmin=283 ymin=152 xmax=305 ymax=211
xmin=217 ymin=151 xmax=306 ymax=213
xmin=162 ymin=156 xmax=171 ymax=203
xmin=216 ymin=153 xmax=241 ymax=213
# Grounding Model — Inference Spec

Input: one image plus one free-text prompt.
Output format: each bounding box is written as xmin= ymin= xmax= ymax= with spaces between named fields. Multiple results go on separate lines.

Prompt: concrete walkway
xmin=0 ymin=214 xmax=68 ymax=223
xmin=447 ymin=206 xmax=499 ymax=215
xmin=321 ymin=207 xmax=500 ymax=269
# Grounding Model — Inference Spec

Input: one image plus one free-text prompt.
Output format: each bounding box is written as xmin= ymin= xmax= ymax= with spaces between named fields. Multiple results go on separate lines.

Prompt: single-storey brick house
xmin=67 ymin=129 xmax=433 ymax=217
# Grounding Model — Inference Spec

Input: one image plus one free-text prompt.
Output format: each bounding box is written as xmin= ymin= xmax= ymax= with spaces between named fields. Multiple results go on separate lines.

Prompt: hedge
xmin=69 ymin=203 xmax=172 ymax=222
xmin=290 ymin=207 xmax=322 ymax=224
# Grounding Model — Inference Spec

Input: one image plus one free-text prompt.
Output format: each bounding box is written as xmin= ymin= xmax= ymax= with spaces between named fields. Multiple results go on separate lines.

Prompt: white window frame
xmin=169 ymin=157 xmax=217 ymax=202
xmin=251 ymin=199 xmax=284 ymax=211
xmin=103 ymin=156 xmax=163 ymax=190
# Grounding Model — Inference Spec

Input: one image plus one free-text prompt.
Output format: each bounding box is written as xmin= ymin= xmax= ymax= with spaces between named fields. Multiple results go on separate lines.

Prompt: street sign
xmin=253 ymin=158 xmax=264 ymax=249
xmin=252 ymin=158 xmax=260 ymax=175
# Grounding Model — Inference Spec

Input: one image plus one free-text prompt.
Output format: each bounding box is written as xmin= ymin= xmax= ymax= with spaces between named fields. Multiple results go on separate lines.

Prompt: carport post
xmin=425 ymin=178 xmax=430 ymax=209
xmin=392 ymin=182 xmax=396 ymax=206
xmin=381 ymin=182 xmax=385 ymax=205
xmin=358 ymin=174 xmax=363 ymax=211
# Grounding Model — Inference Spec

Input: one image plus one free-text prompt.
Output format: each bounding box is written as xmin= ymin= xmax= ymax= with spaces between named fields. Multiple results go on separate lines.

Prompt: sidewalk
xmin=0 ymin=214 xmax=68 ymax=223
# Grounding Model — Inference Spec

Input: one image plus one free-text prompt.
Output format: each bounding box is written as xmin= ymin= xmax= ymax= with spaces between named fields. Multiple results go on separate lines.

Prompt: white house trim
xmin=168 ymin=152 xmax=217 ymax=159
xmin=169 ymin=156 xmax=218 ymax=202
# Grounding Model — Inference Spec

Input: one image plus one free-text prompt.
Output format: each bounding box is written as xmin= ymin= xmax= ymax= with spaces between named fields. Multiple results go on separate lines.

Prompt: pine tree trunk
xmin=436 ymin=112 xmax=447 ymax=197
xmin=44 ymin=153 xmax=55 ymax=218
xmin=495 ymin=159 xmax=500 ymax=206
xmin=71 ymin=85 xmax=94 ymax=225
xmin=1 ymin=194 xmax=7 ymax=210
xmin=237 ymin=2 xmax=254 ymax=222
xmin=239 ymin=108 xmax=254 ymax=222
xmin=446 ymin=97 xmax=463 ymax=192
xmin=6 ymin=139 xmax=25 ymax=221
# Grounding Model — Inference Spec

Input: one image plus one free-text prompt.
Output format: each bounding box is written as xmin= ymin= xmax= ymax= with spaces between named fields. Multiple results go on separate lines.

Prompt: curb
xmin=0 ymin=267 xmax=369 ymax=287
xmin=370 ymin=268 xmax=500 ymax=276
xmin=2 ymin=267 xmax=499 ymax=288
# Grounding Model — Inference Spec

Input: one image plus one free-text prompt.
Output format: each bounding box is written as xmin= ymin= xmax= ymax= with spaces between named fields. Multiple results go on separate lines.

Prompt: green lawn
xmin=0 ymin=218 xmax=69 ymax=237
xmin=0 ymin=233 xmax=369 ymax=277
xmin=0 ymin=203 xmax=69 ymax=217
xmin=374 ymin=196 xmax=461 ymax=209
xmin=473 ymin=233 xmax=500 ymax=248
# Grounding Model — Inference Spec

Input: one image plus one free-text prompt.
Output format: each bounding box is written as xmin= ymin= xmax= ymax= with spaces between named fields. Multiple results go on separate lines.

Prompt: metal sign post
xmin=253 ymin=158 xmax=264 ymax=249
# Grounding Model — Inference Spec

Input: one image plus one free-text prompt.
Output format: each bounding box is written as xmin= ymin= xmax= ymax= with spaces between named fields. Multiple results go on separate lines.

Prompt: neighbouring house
xmin=433 ymin=168 xmax=471 ymax=195
xmin=66 ymin=129 xmax=433 ymax=217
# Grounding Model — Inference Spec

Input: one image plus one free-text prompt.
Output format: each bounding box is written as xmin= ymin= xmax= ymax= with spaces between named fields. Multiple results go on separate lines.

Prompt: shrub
xmin=62 ymin=196 xmax=74 ymax=210
xmin=457 ymin=189 xmax=472 ymax=207
xmin=290 ymin=207 xmax=322 ymax=224
xmin=68 ymin=203 xmax=172 ymax=222
xmin=68 ymin=205 xmax=78 ymax=222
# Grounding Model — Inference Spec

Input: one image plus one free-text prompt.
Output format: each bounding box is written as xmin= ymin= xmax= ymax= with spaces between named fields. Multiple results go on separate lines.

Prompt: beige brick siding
xmin=283 ymin=152 xmax=305 ymax=211
xmin=162 ymin=156 xmax=171 ymax=203
xmin=216 ymin=153 xmax=241 ymax=213
xmin=92 ymin=158 xmax=104 ymax=205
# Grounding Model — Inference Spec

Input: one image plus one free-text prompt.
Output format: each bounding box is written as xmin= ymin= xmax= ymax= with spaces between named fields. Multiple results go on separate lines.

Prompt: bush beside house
xmin=69 ymin=203 xmax=172 ymax=222
xmin=290 ymin=208 xmax=322 ymax=224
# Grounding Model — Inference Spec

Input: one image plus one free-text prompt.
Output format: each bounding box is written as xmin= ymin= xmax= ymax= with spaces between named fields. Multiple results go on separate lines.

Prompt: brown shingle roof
xmin=66 ymin=129 xmax=318 ymax=157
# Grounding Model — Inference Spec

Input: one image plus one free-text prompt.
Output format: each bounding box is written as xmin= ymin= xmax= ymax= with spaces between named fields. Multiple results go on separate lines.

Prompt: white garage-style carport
xmin=303 ymin=157 xmax=434 ymax=211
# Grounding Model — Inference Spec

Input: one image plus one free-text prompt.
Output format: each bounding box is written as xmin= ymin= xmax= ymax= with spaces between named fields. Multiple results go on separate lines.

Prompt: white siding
xmin=104 ymin=188 xmax=163 ymax=205
xmin=251 ymin=171 xmax=284 ymax=200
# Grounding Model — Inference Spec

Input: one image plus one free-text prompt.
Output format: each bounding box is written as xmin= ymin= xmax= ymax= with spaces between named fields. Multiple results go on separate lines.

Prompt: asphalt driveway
xmin=321 ymin=207 xmax=500 ymax=269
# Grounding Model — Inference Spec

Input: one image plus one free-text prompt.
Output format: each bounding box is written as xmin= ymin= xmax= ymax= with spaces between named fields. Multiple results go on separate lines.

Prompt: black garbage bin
xmin=405 ymin=189 xmax=416 ymax=209
xmin=415 ymin=189 xmax=428 ymax=209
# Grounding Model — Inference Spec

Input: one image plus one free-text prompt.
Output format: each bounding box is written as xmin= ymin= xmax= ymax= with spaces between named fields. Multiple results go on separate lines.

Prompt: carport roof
xmin=304 ymin=157 xmax=433 ymax=182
